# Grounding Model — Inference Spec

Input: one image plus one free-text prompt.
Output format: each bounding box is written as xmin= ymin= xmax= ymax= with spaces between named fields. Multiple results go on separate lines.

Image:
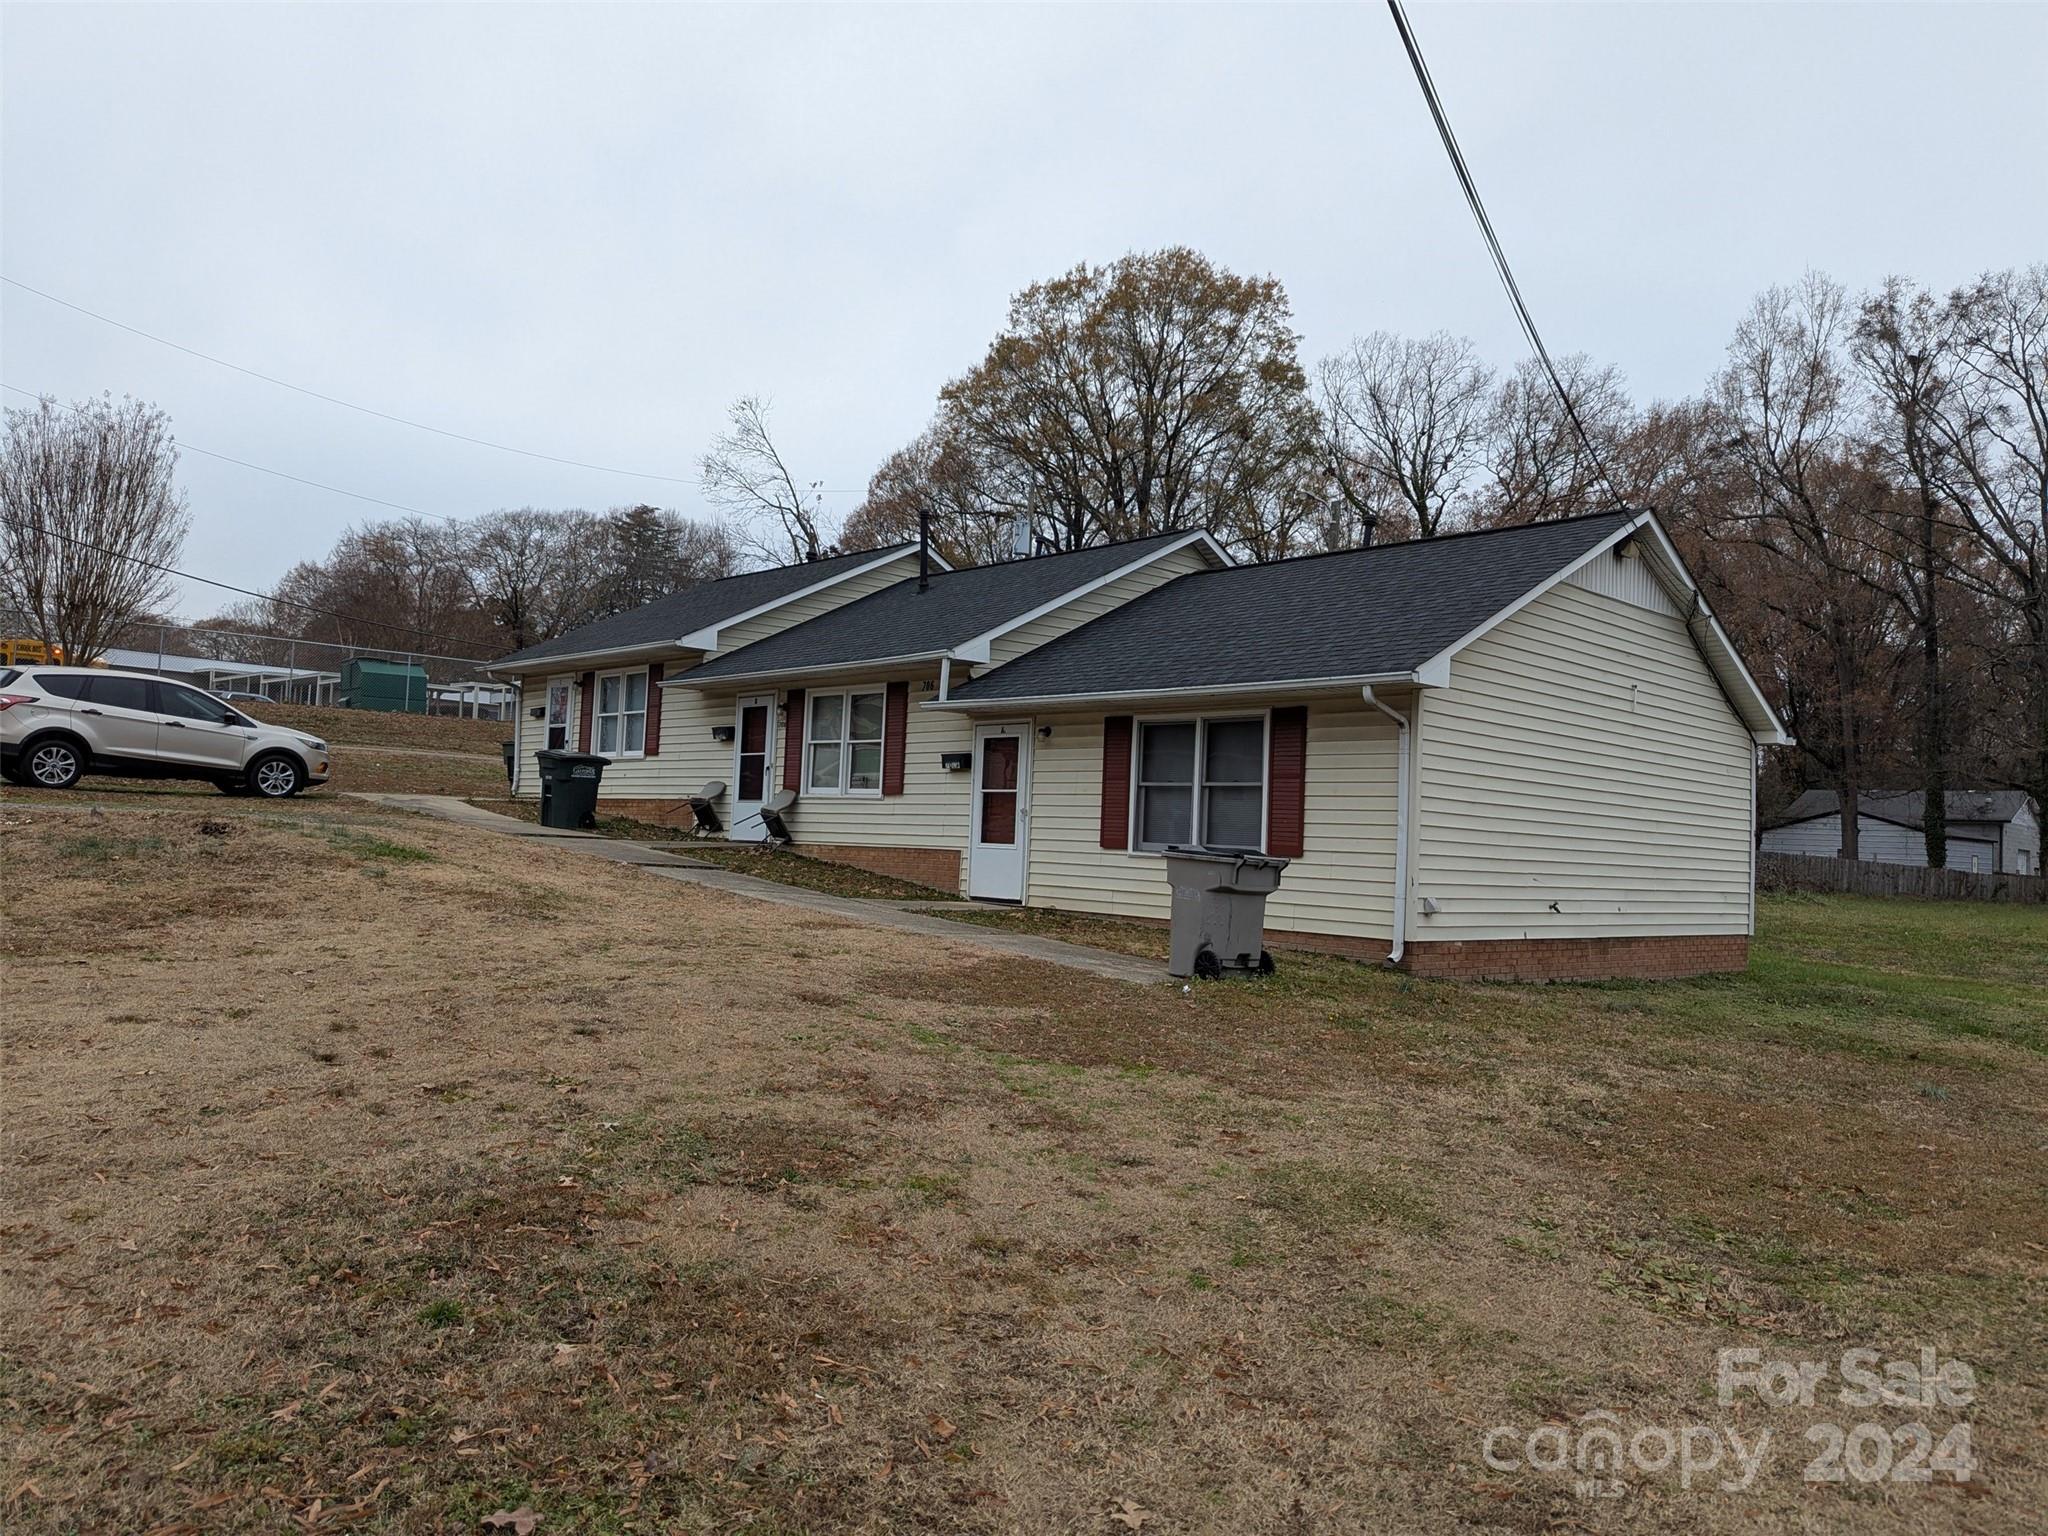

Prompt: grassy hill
xmin=240 ymin=702 xmax=510 ymax=754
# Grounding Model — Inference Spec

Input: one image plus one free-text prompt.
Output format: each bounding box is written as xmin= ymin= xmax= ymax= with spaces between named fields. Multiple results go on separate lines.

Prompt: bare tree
xmin=1716 ymin=274 xmax=1883 ymax=858
xmin=1853 ymin=278 xmax=1964 ymax=865
xmin=1317 ymin=331 xmax=1494 ymax=541
xmin=1485 ymin=354 xmax=1632 ymax=525
xmin=1928 ymin=265 xmax=2048 ymax=819
xmin=841 ymin=422 xmax=1018 ymax=567
xmin=0 ymin=394 xmax=190 ymax=664
xmin=470 ymin=507 xmax=610 ymax=650
xmin=699 ymin=396 xmax=830 ymax=564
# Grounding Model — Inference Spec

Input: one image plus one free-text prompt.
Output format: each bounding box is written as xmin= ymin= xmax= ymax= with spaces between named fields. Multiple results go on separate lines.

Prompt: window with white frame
xmin=807 ymin=687 xmax=885 ymax=795
xmin=1135 ymin=716 xmax=1266 ymax=852
xmin=594 ymin=669 xmax=648 ymax=756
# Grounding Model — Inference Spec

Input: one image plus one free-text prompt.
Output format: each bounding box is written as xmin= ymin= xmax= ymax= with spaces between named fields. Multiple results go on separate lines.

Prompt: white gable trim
xmin=1415 ymin=513 xmax=1792 ymax=747
xmin=673 ymin=545 xmax=939 ymax=652
xmin=946 ymin=530 xmax=1232 ymax=665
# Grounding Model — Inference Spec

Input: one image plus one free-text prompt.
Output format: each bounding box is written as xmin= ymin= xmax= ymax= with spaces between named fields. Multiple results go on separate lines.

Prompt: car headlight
xmin=299 ymin=736 xmax=328 ymax=751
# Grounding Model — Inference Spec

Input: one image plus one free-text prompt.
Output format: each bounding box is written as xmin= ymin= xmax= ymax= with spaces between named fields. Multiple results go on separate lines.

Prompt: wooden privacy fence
xmin=1758 ymin=852 xmax=2048 ymax=904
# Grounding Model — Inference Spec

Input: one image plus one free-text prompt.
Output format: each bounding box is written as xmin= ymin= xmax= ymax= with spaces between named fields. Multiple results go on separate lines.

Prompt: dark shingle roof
xmin=948 ymin=512 xmax=1636 ymax=703
xmin=1774 ymin=788 xmax=2036 ymax=828
xmin=492 ymin=544 xmax=914 ymax=669
xmin=675 ymin=530 xmax=1211 ymax=683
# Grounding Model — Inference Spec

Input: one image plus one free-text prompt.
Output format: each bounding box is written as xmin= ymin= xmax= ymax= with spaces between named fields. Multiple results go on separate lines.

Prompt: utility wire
xmin=1384 ymin=0 xmax=1629 ymax=511
xmin=3 ymin=382 xmax=460 ymax=525
xmin=2 ymin=274 xmax=703 ymax=485
xmin=8 ymin=514 xmax=498 ymax=653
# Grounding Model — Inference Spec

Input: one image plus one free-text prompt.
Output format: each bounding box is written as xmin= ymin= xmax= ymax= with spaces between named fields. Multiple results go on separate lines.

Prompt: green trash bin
xmin=536 ymin=750 xmax=607 ymax=829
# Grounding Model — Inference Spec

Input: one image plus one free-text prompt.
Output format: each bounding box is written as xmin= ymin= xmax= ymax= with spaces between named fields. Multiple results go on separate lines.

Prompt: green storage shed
xmin=338 ymin=657 xmax=428 ymax=713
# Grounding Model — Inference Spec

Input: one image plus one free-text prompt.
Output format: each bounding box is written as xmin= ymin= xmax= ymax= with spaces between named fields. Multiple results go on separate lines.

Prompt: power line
xmin=9 ymin=514 xmax=497 ymax=653
xmin=3 ymin=273 xmax=700 ymax=485
xmin=2 ymin=382 xmax=461 ymax=525
xmin=1383 ymin=0 xmax=1628 ymax=511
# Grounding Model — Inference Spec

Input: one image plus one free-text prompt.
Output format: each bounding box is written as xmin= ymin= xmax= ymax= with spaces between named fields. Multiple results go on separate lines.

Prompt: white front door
xmin=731 ymin=694 xmax=775 ymax=841
xmin=968 ymin=721 xmax=1030 ymax=902
xmin=544 ymin=678 xmax=571 ymax=751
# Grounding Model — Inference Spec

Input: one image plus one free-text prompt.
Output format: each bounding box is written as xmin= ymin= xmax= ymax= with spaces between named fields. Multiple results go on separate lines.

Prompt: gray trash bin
xmin=1163 ymin=847 xmax=1291 ymax=978
xmin=536 ymin=750 xmax=608 ymax=829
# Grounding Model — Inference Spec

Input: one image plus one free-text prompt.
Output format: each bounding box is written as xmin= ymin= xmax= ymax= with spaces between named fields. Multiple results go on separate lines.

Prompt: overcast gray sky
xmin=4 ymin=2 xmax=2044 ymax=623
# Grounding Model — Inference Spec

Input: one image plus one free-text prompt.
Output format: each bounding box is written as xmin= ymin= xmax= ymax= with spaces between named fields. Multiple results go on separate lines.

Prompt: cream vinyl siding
xmin=983 ymin=544 xmax=1215 ymax=667
xmin=711 ymin=558 xmax=916 ymax=653
xmin=777 ymin=668 xmax=974 ymax=878
xmin=1412 ymin=579 xmax=1756 ymax=941
xmin=1564 ymin=549 xmax=1681 ymax=616
xmin=1023 ymin=700 xmax=1402 ymax=939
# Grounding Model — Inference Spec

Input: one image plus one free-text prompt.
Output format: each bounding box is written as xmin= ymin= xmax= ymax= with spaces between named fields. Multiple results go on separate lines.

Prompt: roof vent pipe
xmin=918 ymin=506 xmax=930 ymax=593
xmin=1361 ymin=685 xmax=1412 ymax=967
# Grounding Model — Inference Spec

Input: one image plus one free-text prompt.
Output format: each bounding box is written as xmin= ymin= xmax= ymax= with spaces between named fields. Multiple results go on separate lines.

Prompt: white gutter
xmin=486 ymin=640 xmax=697 ymax=677
xmin=1361 ymin=686 xmax=1412 ymax=967
xmin=924 ymin=666 xmax=1446 ymax=712
xmin=661 ymin=650 xmax=950 ymax=690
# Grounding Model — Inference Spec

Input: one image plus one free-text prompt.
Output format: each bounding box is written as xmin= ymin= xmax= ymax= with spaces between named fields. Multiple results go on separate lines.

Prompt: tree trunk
xmin=1917 ymin=511 xmax=1947 ymax=871
xmin=1833 ymin=607 xmax=1862 ymax=860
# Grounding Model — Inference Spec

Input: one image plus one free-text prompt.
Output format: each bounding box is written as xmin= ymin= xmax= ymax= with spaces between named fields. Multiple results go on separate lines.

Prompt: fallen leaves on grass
xmin=481 ymin=1507 xmax=541 ymax=1534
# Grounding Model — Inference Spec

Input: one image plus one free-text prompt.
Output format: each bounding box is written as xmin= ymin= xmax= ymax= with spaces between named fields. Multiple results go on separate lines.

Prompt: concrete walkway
xmin=353 ymin=794 xmax=1165 ymax=985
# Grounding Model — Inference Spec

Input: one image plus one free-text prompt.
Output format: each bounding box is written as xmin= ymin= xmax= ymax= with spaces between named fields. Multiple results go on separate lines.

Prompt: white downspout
xmin=938 ymin=656 xmax=952 ymax=703
xmin=1362 ymin=686 xmax=1411 ymax=966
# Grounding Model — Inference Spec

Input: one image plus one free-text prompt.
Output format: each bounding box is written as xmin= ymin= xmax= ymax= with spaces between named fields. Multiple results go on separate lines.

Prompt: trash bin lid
xmin=1163 ymin=845 xmax=1290 ymax=869
xmin=538 ymin=751 xmax=612 ymax=767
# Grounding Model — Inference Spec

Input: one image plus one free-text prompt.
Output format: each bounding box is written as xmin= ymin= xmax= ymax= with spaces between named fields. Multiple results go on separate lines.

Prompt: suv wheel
xmin=26 ymin=738 xmax=85 ymax=789
xmin=248 ymin=753 xmax=304 ymax=798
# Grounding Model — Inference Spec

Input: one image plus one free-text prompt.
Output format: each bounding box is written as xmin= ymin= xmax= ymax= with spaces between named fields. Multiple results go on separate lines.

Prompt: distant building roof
xmin=101 ymin=647 xmax=336 ymax=683
xmin=1772 ymin=788 xmax=2038 ymax=829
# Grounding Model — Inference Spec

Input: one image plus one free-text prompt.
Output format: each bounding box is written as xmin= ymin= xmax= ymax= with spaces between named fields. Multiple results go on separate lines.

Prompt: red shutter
xmin=644 ymin=663 xmax=664 ymax=756
xmin=882 ymin=681 xmax=909 ymax=796
xmin=781 ymin=689 xmax=805 ymax=791
xmin=1100 ymin=715 xmax=1133 ymax=849
xmin=577 ymin=671 xmax=595 ymax=752
xmin=1267 ymin=706 xmax=1307 ymax=858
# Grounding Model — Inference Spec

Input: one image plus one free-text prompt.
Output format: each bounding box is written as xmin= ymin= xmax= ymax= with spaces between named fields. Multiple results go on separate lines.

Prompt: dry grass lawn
xmin=1 ymin=797 xmax=2042 ymax=1535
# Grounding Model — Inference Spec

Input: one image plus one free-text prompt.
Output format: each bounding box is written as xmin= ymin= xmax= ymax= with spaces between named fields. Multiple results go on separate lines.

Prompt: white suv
xmin=0 ymin=665 xmax=330 ymax=797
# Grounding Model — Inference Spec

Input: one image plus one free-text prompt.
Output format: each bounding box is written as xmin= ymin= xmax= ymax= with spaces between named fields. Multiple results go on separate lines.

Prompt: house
xmin=1761 ymin=789 xmax=2040 ymax=876
xmin=490 ymin=510 xmax=1791 ymax=981
xmin=492 ymin=541 xmax=942 ymax=799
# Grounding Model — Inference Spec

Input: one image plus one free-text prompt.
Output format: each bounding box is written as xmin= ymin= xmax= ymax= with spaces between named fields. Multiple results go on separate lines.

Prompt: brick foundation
xmin=590 ymin=797 xmax=963 ymax=894
xmin=1399 ymin=933 xmax=1750 ymax=982
xmin=1022 ymin=908 xmax=1747 ymax=981
xmin=798 ymin=843 xmax=961 ymax=894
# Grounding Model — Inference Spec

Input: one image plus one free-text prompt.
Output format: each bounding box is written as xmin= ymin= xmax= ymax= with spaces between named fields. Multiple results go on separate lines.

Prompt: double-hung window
xmin=1134 ymin=716 xmax=1266 ymax=852
xmin=594 ymin=669 xmax=648 ymax=756
xmin=807 ymin=687 xmax=885 ymax=795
